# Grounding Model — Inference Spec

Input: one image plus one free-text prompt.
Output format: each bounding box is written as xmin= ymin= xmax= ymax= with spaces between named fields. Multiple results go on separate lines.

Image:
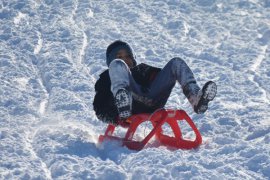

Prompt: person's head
xmin=106 ymin=40 xmax=137 ymax=68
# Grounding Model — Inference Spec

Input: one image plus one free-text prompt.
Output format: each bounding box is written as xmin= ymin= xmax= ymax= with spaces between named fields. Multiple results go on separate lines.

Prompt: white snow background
xmin=0 ymin=0 xmax=270 ymax=179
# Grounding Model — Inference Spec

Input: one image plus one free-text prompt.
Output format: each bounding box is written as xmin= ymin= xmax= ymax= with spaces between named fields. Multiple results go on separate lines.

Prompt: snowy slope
xmin=0 ymin=0 xmax=269 ymax=179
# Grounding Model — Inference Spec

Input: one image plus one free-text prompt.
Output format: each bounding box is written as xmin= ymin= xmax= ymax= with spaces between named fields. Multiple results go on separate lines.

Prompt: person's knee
xmin=109 ymin=59 xmax=128 ymax=69
xmin=169 ymin=57 xmax=186 ymax=65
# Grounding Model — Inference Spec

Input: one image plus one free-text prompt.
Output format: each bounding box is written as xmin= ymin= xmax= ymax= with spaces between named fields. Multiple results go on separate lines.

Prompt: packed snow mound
xmin=0 ymin=0 xmax=269 ymax=179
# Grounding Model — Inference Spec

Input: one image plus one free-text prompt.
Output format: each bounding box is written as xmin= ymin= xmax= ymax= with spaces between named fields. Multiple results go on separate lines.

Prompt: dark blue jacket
xmin=93 ymin=63 xmax=161 ymax=124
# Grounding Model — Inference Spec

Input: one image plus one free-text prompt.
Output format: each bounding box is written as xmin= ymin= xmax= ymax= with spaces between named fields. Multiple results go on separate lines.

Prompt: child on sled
xmin=93 ymin=40 xmax=217 ymax=125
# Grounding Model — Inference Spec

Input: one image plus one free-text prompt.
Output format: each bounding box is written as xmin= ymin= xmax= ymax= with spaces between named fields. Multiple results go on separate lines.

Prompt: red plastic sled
xmin=98 ymin=109 xmax=202 ymax=151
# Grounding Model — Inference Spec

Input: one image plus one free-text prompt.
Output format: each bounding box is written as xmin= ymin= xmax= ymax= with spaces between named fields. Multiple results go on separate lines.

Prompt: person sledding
xmin=93 ymin=40 xmax=217 ymax=125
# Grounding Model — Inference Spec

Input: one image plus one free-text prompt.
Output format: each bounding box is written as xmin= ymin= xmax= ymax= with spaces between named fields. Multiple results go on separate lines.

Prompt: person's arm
xmin=131 ymin=63 xmax=161 ymax=86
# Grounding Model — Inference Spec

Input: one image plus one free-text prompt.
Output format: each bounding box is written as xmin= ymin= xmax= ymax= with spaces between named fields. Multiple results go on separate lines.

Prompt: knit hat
xmin=106 ymin=40 xmax=137 ymax=67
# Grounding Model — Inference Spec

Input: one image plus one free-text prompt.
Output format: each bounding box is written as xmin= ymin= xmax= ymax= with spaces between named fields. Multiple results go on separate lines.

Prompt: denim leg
xmin=109 ymin=59 xmax=161 ymax=114
xmin=148 ymin=57 xmax=200 ymax=106
xmin=109 ymin=59 xmax=142 ymax=96
xmin=109 ymin=58 xmax=200 ymax=111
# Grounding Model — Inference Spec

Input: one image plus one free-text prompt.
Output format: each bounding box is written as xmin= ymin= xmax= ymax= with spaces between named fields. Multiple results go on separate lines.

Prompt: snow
xmin=0 ymin=0 xmax=269 ymax=179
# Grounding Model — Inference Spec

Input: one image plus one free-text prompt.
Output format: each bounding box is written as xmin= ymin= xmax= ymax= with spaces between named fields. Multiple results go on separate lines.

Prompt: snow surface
xmin=0 ymin=0 xmax=270 ymax=179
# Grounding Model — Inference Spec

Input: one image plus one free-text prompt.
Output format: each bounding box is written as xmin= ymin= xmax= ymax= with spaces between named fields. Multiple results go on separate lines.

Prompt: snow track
xmin=0 ymin=0 xmax=269 ymax=179
xmin=248 ymin=44 xmax=269 ymax=104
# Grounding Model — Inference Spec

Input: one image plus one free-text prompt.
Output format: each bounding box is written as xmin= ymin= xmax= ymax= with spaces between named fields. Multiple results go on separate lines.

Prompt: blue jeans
xmin=109 ymin=57 xmax=200 ymax=110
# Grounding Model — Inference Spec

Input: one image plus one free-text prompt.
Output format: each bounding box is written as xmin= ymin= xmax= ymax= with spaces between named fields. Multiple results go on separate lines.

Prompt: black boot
xmin=194 ymin=81 xmax=217 ymax=114
xmin=114 ymin=88 xmax=132 ymax=119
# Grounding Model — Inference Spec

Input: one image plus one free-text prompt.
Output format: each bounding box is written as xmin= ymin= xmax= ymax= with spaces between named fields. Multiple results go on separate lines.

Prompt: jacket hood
xmin=106 ymin=40 xmax=137 ymax=67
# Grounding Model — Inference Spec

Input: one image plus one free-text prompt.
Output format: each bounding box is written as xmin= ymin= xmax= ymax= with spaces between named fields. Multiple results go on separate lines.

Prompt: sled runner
xmin=98 ymin=109 xmax=202 ymax=151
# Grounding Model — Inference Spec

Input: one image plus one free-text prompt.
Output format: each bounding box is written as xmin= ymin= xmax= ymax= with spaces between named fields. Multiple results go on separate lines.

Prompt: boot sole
xmin=202 ymin=81 xmax=217 ymax=101
xmin=115 ymin=89 xmax=132 ymax=119
xmin=195 ymin=81 xmax=217 ymax=114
